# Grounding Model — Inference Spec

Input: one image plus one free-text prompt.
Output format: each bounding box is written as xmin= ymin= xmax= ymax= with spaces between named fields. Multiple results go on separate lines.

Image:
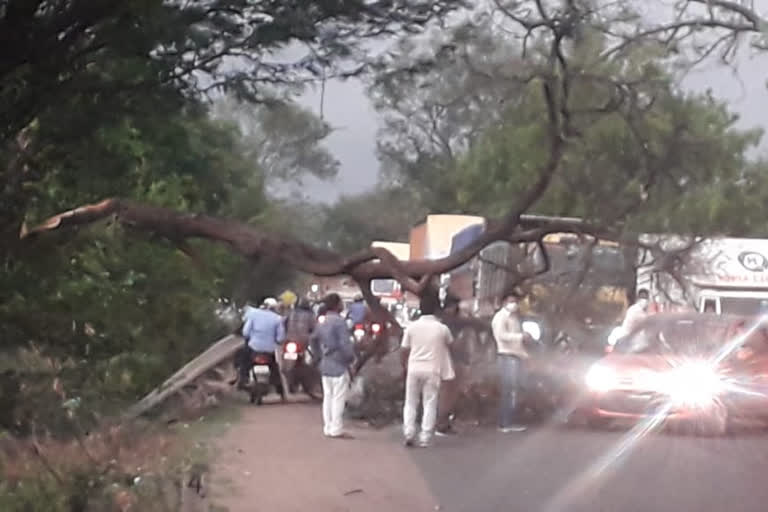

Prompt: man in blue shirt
xmin=346 ymin=294 xmax=367 ymax=325
xmin=241 ymin=297 xmax=286 ymax=400
xmin=310 ymin=293 xmax=356 ymax=439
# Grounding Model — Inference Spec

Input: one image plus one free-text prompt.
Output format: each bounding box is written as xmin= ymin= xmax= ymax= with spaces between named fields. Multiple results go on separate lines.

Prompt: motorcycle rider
xmin=286 ymin=298 xmax=316 ymax=346
xmin=241 ymin=297 xmax=286 ymax=401
xmin=492 ymin=294 xmax=529 ymax=433
xmin=283 ymin=297 xmax=317 ymax=392
xmin=346 ymin=293 xmax=367 ymax=325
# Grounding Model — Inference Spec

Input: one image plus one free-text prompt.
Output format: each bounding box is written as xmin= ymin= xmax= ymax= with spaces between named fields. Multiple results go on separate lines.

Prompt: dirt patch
xmin=208 ymin=399 xmax=441 ymax=511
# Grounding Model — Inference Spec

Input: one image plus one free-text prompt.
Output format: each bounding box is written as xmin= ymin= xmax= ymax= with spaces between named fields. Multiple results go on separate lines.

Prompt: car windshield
xmin=719 ymin=297 xmax=768 ymax=317
xmin=614 ymin=317 xmax=729 ymax=356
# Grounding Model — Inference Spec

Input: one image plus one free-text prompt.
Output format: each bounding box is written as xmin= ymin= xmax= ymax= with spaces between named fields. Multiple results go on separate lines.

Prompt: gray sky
xmin=683 ymin=50 xmax=768 ymax=148
xmin=297 ymin=30 xmax=768 ymax=205
xmin=298 ymin=79 xmax=379 ymax=202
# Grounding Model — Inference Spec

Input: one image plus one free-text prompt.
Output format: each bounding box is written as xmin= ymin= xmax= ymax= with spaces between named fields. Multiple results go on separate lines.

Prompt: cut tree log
xmin=124 ymin=334 xmax=243 ymax=420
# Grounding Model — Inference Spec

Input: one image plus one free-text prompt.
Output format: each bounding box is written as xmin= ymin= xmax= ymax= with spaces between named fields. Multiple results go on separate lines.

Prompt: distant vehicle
xmin=370 ymin=241 xmax=411 ymax=308
xmin=579 ymin=313 xmax=768 ymax=435
xmin=444 ymin=218 xmax=633 ymax=349
xmin=638 ymin=236 xmax=768 ymax=316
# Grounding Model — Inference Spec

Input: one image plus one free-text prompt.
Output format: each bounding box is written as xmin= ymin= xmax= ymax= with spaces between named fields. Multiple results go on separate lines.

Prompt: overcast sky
xmin=297 ymin=79 xmax=378 ymax=202
xmin=296 ymin=23 xmax=768 ymax=205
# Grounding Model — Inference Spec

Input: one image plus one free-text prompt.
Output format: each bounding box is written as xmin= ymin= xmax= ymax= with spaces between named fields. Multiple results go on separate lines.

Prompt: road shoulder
xmin=207 ymin=400 xmax=439 ymax=512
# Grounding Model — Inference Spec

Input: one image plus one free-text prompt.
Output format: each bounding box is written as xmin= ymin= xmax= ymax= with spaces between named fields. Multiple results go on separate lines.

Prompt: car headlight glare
xmin=586 ymin=364 xmax=618 ymax=391
xmin=664 ymin=363 xmax=723 ymax=405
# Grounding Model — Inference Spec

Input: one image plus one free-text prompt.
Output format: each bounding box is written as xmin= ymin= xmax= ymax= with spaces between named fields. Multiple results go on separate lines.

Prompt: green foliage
xmin=0 ymin=93 xmax=330 ymax=434
xmin=0 ymin=421 xmax=203 ymax=512
xmin=452 ymin=84 xmax=766 ymax=236
xmin=1 ymin=0 xmax=463 ymax=143
xmin=0 ymin=112 xmax=251 ymax=431
xmin=0 ymin=0 xmax=473 ymax=505
xmin=370 ymin=20 xmax=528 ymax=212
xmin=213 ymin=97 xmax=340 ymax=191
xmin=320 ymin=186 xmax=427 ymax=252
xmin=372 ymin=23 xmax=768 ymax=237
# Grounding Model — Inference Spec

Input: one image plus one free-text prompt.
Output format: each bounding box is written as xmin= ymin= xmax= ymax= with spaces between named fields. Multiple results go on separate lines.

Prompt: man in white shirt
xmin=621 ymin=289 xmax=650 ymax=334
xmin=491 ymin=294 xmax=529 ymax=433
xmin=401 ymin=294 xmax=454 ymax=448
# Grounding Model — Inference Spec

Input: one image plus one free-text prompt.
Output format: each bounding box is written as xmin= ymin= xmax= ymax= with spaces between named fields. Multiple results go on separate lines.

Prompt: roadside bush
xmin=0 ymin=422 xmax=192 ymax=512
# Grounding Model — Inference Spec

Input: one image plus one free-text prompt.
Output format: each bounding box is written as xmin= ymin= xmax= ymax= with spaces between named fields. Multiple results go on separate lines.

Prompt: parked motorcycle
xmin=281 ymin=340 xmax=323 ymax=400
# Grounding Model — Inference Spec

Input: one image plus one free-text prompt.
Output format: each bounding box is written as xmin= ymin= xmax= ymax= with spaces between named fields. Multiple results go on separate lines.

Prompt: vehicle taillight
xmin=253 ymin=356 xmax=270 ymax=364
xmin=318 ymin=315 xmax=326 ymax=324
xmin=286 ymin=342 xmax=298 ymax=354
xmin=355 ymin=323 xmax=364 ymax=330
xmin=371 ymin=323 xmax=381 ymax=334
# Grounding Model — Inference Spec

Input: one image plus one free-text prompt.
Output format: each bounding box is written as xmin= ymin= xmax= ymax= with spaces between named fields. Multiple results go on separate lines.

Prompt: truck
xmin=445 ymin=220 xmax=635 ymax=352
xmin=409 ymin=214 xmax=486 ymax=260
xmin=370 ymin=241 xmax=410 ymax=308
xmin=409 ymin=214 xmax=486 ymax=305
xmin=447 ymin=225 xmax=632 ymax=316
xmin=639 ymin=235 xmax=768 ymax=316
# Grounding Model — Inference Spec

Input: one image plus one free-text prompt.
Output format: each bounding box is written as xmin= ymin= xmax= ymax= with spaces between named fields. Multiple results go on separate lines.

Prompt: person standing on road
xmin=310 ymin=293 xmax=357 ymax=439
xmin=436 ymin=296 xmax=470 ymax=436
xmin=492 ymin=294 xmax=529 ymax=433
xmin=241 ymin=297 xmax=286 ymax=400
xmin=401 ymin=293 xmax=454 ymax=448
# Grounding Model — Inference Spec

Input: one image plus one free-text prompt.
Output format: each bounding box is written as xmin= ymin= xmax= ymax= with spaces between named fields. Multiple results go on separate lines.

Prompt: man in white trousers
xmin=401 ymin=293 xmax=454 ymax=448
xmin=310 ymin=293 xmax=356 ymax=439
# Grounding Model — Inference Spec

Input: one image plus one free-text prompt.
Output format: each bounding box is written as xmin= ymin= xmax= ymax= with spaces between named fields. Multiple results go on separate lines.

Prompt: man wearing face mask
xmin=491 ymin=294 xmax=529 ymax=433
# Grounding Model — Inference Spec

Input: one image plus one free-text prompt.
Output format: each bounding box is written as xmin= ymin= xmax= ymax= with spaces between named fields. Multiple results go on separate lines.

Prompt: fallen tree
xmin=21 ymin=1 xmax=768 ymax=308
xmin=16 ymin=0 xmax=768 ymax=422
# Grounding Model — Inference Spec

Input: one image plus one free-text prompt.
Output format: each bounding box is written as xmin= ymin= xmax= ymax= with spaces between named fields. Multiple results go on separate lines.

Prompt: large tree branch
xmin=20 ymin=197 xmax=632 ymax=286
xmin=598 ymin=0 xmax=766 ymax=63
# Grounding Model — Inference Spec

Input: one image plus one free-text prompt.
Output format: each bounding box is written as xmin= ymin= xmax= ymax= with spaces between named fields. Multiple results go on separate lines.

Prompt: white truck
xmin=638 ymin=235 xmax=768 ymax=316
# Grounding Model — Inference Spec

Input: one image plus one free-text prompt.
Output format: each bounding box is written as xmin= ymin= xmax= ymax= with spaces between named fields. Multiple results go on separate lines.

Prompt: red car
xmin=579 ymin=313 xmax=768 ymax=435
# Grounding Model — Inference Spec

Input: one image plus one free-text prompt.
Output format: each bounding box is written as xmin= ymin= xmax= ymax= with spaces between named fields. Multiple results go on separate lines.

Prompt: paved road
xmin=413 ymin=424 xmax=768 ymax=512
xmin=210 ymin=402 xmax=768 ymax=512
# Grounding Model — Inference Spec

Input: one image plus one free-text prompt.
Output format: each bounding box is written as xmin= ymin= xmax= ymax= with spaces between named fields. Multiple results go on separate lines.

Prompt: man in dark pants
xmin=436 ymin=296 xmax=470 ymax=436
xmin=240 ymin=297 xmax=286 ymax=399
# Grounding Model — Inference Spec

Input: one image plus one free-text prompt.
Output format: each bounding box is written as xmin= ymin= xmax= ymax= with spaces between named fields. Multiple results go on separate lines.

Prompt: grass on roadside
xmin=0 ymin=399 xmax=241 ymax=512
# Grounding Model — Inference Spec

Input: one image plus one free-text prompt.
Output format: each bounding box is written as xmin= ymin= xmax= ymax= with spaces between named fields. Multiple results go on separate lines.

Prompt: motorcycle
xmin=248 ymin=352 xmax=273 ymax=405
xmin=281 ymin=340 xmax=323 ymax=400
xmin=351 ymin=321 xmax=384 ymax=344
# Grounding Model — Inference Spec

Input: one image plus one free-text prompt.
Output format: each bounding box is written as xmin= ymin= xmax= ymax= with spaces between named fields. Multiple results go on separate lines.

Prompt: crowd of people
xmin=238 ymin=289 xmax=538 ymax=447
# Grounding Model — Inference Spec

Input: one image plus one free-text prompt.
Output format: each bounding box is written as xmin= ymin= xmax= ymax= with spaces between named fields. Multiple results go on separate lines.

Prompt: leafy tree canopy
xmin=371 ymin=20 xmax=768 ymax=238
